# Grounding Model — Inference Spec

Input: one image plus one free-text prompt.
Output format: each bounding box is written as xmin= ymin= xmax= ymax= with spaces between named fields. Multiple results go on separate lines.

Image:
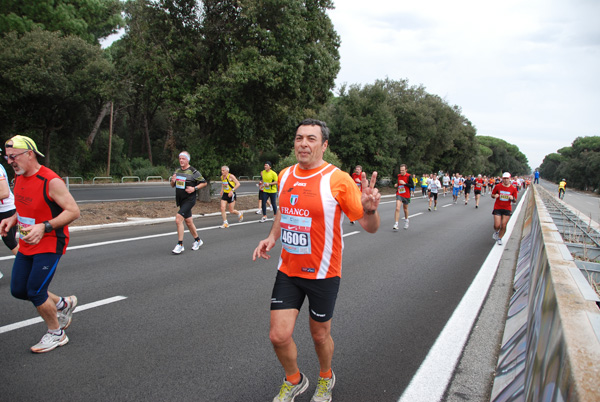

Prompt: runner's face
xmin=179 ymin=155 xmax=189 ymax=169
xmin=400 ymin=166 xmax=406 ymax=175
xmin=295 ymin=125 xmax=327 ymax=169
xmin=5 ymin=148 xmax=32 ymax=176
xmin=264 ymin=164 xmax=270 ymax=171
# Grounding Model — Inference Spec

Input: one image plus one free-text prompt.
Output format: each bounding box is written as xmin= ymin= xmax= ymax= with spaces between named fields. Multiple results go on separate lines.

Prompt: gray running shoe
xmin=492 ymin=231 xmax=499 ymax=240
xmin=31 ymin=331 xmax=69 ymax=353
xmin=192 ymin=239 xmax=203 ymax=251
xmin=311 ymin=371 xmax=336 ymax=402
xmin=273 ymin=373 xmax=309 ymax=402
xmin=58 ymin=295 xmax=78 ymax=330
xmin=404 ymin=219 xmax=409 ymax=230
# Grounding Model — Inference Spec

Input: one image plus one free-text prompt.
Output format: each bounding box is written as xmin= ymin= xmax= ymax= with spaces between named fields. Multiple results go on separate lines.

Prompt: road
xmin=538 ymin=178 xmax=600 ymax=222
xmin=69 ymin=181 xmax=260 ymax=203
xmin=1 ymin=190 xmax=501 ymax=401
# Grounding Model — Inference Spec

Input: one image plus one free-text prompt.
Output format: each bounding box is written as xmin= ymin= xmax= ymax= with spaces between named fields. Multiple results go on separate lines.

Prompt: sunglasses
xmin=4 ymin=150 xmax=31 ymax=161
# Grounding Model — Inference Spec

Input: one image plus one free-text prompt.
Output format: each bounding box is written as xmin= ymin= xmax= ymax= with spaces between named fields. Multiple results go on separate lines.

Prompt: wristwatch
xmin=43 ymin=221 xmax=53 ymax=233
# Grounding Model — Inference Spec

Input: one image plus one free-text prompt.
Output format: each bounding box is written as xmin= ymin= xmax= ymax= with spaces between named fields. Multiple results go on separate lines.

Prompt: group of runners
xmin=0 ymin=122 xmax=555 ymax=402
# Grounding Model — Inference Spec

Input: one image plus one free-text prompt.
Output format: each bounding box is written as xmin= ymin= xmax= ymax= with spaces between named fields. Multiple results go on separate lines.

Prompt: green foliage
xmin=131 ymin=157 xmax=170 ymax=180
xmin=0 ymin=29 xmax=114 ymax=168
xmin=0 ymin=0 xmax=123 ymax=44
xmin=476 ymin=136 xmax=530 ymax=176
xmin=276 ymin=147 xmax=342 ymax=173
xmin=541 ymin=136 xmax=600 ymax=191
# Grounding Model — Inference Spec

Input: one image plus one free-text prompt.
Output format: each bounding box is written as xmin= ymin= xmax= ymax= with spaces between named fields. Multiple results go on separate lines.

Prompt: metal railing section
xmin=490 ymin=186 xmax=600 ymax=401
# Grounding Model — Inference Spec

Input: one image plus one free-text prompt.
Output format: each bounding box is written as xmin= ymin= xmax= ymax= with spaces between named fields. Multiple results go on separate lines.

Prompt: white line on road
xmin=0 ymin=296 xmax=127 ymax=335
xmin=343 ymin=231 xmax=360 ymax=237
xmin=398 ymin=188 xmax=528 ymax=402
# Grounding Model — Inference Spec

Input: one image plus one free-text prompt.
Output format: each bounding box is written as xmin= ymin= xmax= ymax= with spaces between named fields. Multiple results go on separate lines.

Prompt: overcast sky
xmin=327 ymin=0 xmax=600 ymax=170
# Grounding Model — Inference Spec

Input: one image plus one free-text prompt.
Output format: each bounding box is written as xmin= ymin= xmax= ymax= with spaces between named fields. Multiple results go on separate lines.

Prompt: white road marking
xmin=343 ymin=231 xmax=360 ymax=237
xmin=0 ymin=296 xmax=127 ymax=334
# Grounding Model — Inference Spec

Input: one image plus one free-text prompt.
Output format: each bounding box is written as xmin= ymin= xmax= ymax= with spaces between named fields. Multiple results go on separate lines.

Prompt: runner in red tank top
xmin=253 ymin=119 xmax=381 ymax=402
xmin=0 ymin=135 xmax=80 ymax=353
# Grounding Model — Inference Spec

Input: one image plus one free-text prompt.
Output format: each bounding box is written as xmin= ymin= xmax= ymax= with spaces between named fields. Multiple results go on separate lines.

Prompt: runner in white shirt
xmin=428 ymin=174 xmax=442 ymax=211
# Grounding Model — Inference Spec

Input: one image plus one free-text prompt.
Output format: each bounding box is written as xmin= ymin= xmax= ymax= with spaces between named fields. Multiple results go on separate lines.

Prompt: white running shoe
xmin=260 ymin=216 xmax=268 ymax=223
xmin=273 ymin=373 xmax=309 ymax=402
xmin=492 ymin=231 xmax=499 ymax=240
xmin=238 ymin=212 xmax=244 ymax=222
xmin=393 ymin=222 xmax=399 ymax=231
xmin=31 ymin=331 xmax=69 ymax=353
xmin=256 ymin=209 xmax=262 ymax=214
xmin=404 ymin=220 xmax=409 ymax=230
xmin=220 ymin=222 xmax=229 ymax=228
xmin=311 ymin=371 xmax=336 ymax=402
xmin=172 ymin=244 xmax=184 ymax=254
xmin=267 ymin=206 xmax=273 ymax=211
xmin=497 ymin=238 xmax=503 ymax=246
xmin=58 ymin=295 xmax=78 ymax=330
xmin=192 ymin=240 xmax=203 ymax=251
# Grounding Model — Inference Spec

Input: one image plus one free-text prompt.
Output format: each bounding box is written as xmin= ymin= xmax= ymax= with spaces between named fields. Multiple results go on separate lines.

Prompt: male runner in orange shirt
xmin=253 ymin=119 xmax=381 ymax=402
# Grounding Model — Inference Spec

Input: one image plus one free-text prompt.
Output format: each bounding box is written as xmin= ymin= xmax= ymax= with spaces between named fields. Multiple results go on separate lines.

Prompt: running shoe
xmin=58 ymin=295 xmax=78 ymax=330
xmin=311 ymin=371 xmax=336 ymax=402
xmin=220 ymin=222 xmax=229 ymax=228
xmin=434 ymin=206 xmax=437 ymax=211
xmin=492 ymin=231 xmax=499 ymax=240
xmin=476 ymin=205 xmax=478 ymax=209
xmin=256 ymin=209 xmax=262 ymax=214
xmin=192 ymin=239 xmax=203 ymax=251
xmin=267 ymin=206 xmax=273 ymax=211
xmin=273 ymin=373 xmax=309 ymax=402
xmin=238 ymin=212 xmax=244 ymax=222
xmin=428 ymin=207 xmax=431 ymax=211
xmin=393 ymin=222 xmax=399 ymax=231
xmin=260 ymin=216 xmax=268 ymax=223
xmin=404 ymin=219 xmax=409 ymax=230
xmin=30 ymin=331 xmax=69 ymax=353
xmin=0 ymin=270 xmax=3 ymax=280
xmin=497 ymin=238 xmax=503 ymax=246
xmin=172 ymin=244 xmax=184 ymax=254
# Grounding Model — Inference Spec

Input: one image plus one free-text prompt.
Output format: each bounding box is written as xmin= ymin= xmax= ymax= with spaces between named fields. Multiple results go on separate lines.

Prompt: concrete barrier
xmin=491 ymin=186 xmax=600 ymax=401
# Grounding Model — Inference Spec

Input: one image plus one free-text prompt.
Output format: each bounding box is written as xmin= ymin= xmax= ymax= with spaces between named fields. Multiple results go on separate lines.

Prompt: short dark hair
xmin=296 ymin=118 xmax=330 ymax=144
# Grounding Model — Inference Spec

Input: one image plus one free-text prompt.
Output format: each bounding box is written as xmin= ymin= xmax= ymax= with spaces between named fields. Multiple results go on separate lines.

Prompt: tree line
xmin=539 ymin=136 xmax=600 ymax=192
xmin=0 ymin=0 xmax=530 ymax=184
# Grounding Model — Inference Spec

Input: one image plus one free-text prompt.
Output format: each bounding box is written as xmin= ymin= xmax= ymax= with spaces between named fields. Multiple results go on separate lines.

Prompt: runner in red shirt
xmin=491 ymin=172 xmax=518 ymax=246
xmin=350 ymin=165 xmax=363 ymax=225
xmin=474 ymin=174 xmax=484 ymax=208
xmin=394 ymin=164 xmax=414 ymax=230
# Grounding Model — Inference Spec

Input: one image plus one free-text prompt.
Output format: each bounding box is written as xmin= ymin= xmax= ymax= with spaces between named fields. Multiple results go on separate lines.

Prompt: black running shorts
xmin=270 ymin=271 xmax=340 ymax=322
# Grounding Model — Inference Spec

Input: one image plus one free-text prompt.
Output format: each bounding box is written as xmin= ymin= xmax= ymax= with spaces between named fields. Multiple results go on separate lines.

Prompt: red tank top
xmin=14 ymin=166 xmax=69 ymax=255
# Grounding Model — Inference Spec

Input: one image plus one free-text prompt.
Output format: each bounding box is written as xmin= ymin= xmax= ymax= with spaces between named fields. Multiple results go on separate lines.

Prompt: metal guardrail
xmin=62 ymin=176 xmax=83 ymax=185
xmin=92 ymin=176 xmax=113 ymax=184
xmin=121 ymin=176 xmax=140 ymax=183
xmin=253 ymin=175 xmax=261 ymax=181
xmin=490 ymin=186 xmax=600 ymax=401
xmin=145 ymin=176 xmax=164 ymax=182
xmin=238 ymin=176 xmax=249 ymax=180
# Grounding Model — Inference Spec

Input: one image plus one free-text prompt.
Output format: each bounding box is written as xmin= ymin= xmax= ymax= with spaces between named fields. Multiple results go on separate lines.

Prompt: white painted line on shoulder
xmin=0 ymin=295 xmax=127 ymax=335
xmin=398 ymin=188 xmax=527 ymax=402
xmin=343 ymin=231 xmax=360 ymax=237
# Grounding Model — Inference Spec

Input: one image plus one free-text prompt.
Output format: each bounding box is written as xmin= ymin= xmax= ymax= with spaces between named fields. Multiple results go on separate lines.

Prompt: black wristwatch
xmin=43 ymin=221 xmax=53 ymax=233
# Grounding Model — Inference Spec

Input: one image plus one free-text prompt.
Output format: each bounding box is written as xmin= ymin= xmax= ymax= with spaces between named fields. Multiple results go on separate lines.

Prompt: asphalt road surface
xmin=538 ymin=178 xmax=600 ymax=222
xmin=69 ymin=181 xmax=260 ymax=203
xmin=1 ymin=190 xmax=501 ymax=401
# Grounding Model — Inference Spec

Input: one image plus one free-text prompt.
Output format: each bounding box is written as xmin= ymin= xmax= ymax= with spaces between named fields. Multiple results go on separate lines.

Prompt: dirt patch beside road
xmin=75 ymin=195 xmax=258 ymax=226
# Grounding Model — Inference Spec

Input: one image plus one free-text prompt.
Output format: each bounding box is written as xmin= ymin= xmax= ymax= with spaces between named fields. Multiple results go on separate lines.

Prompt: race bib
xmin=280 ymin=214 xmax=311 ymax=255
xmin=17 ymin=215 xmax=35 ymax=239
xmin=175 ymin=175 xmax=186 ymax=189
xmin=398 ymin=185 xmax=406 ymax=194
xmin=499 ymin=191 xmax=511 ymax=201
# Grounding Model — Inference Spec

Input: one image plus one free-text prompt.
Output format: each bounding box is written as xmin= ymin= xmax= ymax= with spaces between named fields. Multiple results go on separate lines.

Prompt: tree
xmin=0 ymin=0 xmax=123 ymax=44
xmin=0 ymin=29 xmax=114 ymax=169
xmin=186 ymin=0 xmax=341 ymax=174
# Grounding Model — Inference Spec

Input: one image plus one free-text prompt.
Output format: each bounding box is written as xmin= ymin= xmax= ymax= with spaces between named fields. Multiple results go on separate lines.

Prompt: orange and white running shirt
xmin=277 ymin=163 xmax=364 ymax=279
